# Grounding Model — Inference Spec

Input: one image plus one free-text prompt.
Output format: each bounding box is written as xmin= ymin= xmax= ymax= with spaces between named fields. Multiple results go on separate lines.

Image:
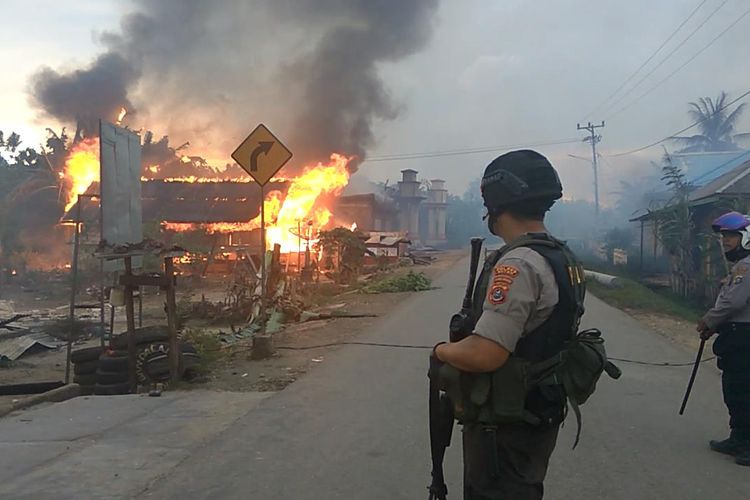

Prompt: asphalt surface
xmin=1 ymin=256 xmax=748 ymax=499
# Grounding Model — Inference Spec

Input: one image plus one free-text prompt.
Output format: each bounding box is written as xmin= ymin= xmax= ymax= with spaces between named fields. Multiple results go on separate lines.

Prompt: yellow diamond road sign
xmin=231 ymin=123 xmax=293 ymax=186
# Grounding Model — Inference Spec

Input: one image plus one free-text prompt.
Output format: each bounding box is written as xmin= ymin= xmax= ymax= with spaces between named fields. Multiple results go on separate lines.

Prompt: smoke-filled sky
xmin=2 ymin=0 xmax=749 ymax=204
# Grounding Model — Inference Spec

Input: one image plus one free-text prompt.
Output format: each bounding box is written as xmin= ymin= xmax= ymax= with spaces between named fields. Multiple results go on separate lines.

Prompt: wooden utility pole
xmin=577 ymin=121 xmax=605 ymax=215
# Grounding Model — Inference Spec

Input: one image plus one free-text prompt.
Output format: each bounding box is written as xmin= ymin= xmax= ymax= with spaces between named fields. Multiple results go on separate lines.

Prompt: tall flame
xmin=265 ymin=153 xmax=351 ymax=252
xmin=162 ymin=153 xmax=352 ymax=252
xmin=116 ymin=107 xmax=127 ymax=125
xmin=63 ymin=138 xmax=99 ymax=212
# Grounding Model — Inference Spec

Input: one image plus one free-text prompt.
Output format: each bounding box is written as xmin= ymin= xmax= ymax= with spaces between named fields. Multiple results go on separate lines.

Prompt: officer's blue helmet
xmin=712 ymin=211 xmax=750 ymax=250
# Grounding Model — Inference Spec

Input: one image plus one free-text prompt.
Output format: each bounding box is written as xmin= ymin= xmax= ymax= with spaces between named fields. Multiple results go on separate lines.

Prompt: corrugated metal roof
xmin=61 ymin=180 xmax=289 ymax=224
xmin=631 ymin=157 xmax=750 ymax=222
xmin=0 ymin=331 xmax=63 ymax=361
xmin=380 ymin=237 xmax=402 ymax=246
xmin=674 ymin=150 xmax=750 ymax=185
xmin=689 ymin=158 xmax=750 ymax=202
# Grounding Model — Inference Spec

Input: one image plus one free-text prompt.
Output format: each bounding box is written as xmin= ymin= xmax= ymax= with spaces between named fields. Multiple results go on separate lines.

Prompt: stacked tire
xmin=95 ymin=349 xmax=132 ymax=396
xmin=71 ymin=346 xmax=105 ymax=395
xmin=111 ymin=325 xmax=200 ymax=386
xmin=135 ymin=342 xmax=199 ymax=384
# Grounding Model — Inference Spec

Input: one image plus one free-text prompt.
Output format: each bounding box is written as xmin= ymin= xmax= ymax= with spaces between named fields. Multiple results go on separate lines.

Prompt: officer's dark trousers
xmin=714 ymin=327 xmax=750 ymax=435
xmin=462 ymin=422 xmax=559 ymax=499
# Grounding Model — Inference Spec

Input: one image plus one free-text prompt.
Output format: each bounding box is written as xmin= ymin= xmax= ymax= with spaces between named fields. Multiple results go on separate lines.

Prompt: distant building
xmin=631 ymin=151 xmax=750 ymax=299
xmin=335 ymin=169 xmax=449 ymax=247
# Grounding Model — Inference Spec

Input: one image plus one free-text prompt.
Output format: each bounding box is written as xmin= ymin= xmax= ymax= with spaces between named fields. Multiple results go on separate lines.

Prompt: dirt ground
xmin=0 ymin=250 xmax=465 ymax=406
xmin=619 ymin=308 xmax=703 ymax=352
xmin=179 ymin=250 xmax=465 ymax=393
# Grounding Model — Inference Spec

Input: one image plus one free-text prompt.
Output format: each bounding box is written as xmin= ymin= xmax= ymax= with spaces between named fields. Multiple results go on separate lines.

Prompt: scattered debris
xmin=0 ymin=330 xmax=65 ymax=361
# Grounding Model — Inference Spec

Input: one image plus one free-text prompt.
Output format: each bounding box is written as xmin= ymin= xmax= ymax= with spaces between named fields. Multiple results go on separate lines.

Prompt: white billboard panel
xmin=100 ymin=121 xmax=143 ymax=269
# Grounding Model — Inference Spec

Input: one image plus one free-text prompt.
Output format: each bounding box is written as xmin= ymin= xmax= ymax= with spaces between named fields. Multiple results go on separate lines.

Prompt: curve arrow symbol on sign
xmin=250 ymin=141 xmax=274 ymax=172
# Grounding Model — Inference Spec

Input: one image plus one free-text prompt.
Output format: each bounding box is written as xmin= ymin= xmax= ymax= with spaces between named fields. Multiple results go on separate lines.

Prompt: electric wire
xmin=606 ymin=86 xmax=750 ymax=157
xmin=584 ymin=0 xmax=709 ymax=119
xmin=609 ymin=3 xmax=750 ymax=120
xmin=365 ymin=138 xmax=581 ymax=162
xmin=600 ymin=0 xmax=731 ymax=118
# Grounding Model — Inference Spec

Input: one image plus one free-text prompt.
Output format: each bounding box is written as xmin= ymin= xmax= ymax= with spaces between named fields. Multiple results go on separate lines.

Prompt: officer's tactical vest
xmin=437 ymin=234 xmax=619 ymax=446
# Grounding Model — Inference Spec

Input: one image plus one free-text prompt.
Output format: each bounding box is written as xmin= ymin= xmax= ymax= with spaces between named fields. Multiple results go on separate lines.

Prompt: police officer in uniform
xmin=434 ymin=150 xmax=584 ymax=498
xmin=697 ymin=211 xmax=750 ymax=466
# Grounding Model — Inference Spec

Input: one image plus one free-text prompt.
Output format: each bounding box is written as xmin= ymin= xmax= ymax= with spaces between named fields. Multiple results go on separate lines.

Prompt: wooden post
xmin=99 ymin=259 xmax=106 ymax=348
xmin=252 ymin=184 xmax=274 ymax=359
xmin=164 ymin=257 xmax=180 ymax=383
xmin=260 ymin=183 xmax=266 ymax=335
xmin=639 ymin=220 xmax=644 ymax=272
xmin=201 ymin=234 xmax=219 ymax=277
xmin=65 ymin=197 xmax=83 ymax=385
xmin=124 ymin=257 xmax=137 ymax=393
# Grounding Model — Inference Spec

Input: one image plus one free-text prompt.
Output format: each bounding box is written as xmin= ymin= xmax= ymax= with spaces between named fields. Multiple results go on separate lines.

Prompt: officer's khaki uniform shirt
xmin=473 ymin=246 xmax=559 ymax=351
xmin=704 ymin=254 xmax=750 ymax=330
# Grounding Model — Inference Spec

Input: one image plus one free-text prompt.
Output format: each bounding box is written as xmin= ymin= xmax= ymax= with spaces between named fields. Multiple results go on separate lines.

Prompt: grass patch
xmin=363 ymin=271 xmax=432 ymax=294
xmin=587 ymin=278 xmax=702 ymax=321
xmin=181 ymin=328 xmax=225 ymax=378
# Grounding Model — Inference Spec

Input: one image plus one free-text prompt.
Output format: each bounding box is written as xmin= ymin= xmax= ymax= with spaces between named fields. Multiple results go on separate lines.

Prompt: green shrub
xmin=363 ymin=271 xmax=432 ymax=294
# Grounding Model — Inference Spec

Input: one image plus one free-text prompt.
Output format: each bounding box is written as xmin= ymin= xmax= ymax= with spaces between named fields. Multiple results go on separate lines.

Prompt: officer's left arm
xmin=703 ymin=266 xmax=750 ymax=330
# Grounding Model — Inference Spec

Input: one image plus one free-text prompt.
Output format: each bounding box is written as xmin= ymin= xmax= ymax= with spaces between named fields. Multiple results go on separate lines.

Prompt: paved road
xmin=1 ymin=257 xmax=748 ymax=499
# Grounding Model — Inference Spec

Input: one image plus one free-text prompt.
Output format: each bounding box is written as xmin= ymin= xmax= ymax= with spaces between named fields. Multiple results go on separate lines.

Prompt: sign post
xmin=231 ymin=124 xmax=292 ymax=347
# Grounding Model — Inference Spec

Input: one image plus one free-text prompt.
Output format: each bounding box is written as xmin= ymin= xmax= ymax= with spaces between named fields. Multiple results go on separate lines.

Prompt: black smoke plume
xmin=27 ymin=0 xmax=440 ymax=173
xmin=29 ymin=53 xmax=139 ymax=140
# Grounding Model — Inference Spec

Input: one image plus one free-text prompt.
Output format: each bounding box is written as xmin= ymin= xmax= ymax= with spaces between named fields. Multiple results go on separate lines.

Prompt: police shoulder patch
xmin=494 ymin=265 xmax=519 ymax=277
xmin=488 ymin=286 xmax=507 ymax=305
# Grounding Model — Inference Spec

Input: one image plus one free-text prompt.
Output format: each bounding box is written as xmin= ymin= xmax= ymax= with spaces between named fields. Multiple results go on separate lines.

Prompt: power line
xmin=610 ymin=4 xmax=750 ymax=119
xmin=607 ymin=87 xmax=750 ymax=157
xmin=585 ymin=0 xmax=709 ymax=119
xmin=365 ymin=138 xmax=581 ymax=162
xmin=600 ymin=0 xmax=730 ymax=118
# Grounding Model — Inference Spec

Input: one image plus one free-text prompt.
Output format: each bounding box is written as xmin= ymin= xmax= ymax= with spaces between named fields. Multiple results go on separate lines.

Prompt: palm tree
xmin=672 ymin=92 xmax=750 ymax=153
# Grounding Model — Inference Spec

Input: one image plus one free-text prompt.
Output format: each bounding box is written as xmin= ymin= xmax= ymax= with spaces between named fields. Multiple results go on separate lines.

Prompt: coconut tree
xmin=672 ymin=92 xmax=750 ymax=153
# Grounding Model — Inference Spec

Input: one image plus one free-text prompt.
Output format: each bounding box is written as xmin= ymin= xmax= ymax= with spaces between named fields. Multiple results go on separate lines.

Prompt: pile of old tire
xmin=95 ymin=349 xmax=131 ymax=396
xmin=109 ymin=325 xmax=200 ymax=386
xmin=71 ymin=346 xmax=105 ymax=395
xmin=134 ymin=342 xmax=199 ymax=384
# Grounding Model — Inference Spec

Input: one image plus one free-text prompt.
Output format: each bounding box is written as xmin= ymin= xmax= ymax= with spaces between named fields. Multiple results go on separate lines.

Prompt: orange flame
xmin=116 ymin=107 xmax=127 ymax=124
xmin=62 ymin=139 xmax=99 ymax=212
xmin=265 ymin=153 xmax=351 ymax=252
xmin=163 ymin=153 xmax=352 ymax=252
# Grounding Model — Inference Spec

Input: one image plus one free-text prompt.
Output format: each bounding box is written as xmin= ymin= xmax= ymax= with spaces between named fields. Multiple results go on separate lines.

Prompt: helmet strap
xmin=725 ymin=246 xmax=750 ymax=262
xmin=485 ymin=207 xmax=502 ymax=236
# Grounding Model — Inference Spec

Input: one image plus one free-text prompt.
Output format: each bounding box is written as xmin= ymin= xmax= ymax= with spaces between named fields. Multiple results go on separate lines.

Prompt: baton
xmin=679 ymin=338 xmax=706 ymax=415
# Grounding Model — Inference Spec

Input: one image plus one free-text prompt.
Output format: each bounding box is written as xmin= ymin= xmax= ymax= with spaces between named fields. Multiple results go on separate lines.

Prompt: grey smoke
xmin=27 ymin=0 xmax=440 ymax=173
xmin=29 ymin=52 xmax=139 ymax=140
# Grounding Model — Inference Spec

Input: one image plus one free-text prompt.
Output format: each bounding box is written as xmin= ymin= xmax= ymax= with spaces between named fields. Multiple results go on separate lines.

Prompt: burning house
xmin=59 ymin=147 xmax=360 ymax=274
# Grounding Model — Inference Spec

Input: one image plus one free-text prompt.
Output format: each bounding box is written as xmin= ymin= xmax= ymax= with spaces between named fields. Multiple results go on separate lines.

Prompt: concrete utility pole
xmin=576 ymin=121 xmax=605 ymax=215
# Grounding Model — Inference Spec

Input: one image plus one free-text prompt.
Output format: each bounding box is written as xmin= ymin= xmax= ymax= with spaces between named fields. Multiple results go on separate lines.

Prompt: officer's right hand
xmin=428 ymin=342 xmax=446 ymax=381
xmin=699 ymin=329 xmax=715 ymax=341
